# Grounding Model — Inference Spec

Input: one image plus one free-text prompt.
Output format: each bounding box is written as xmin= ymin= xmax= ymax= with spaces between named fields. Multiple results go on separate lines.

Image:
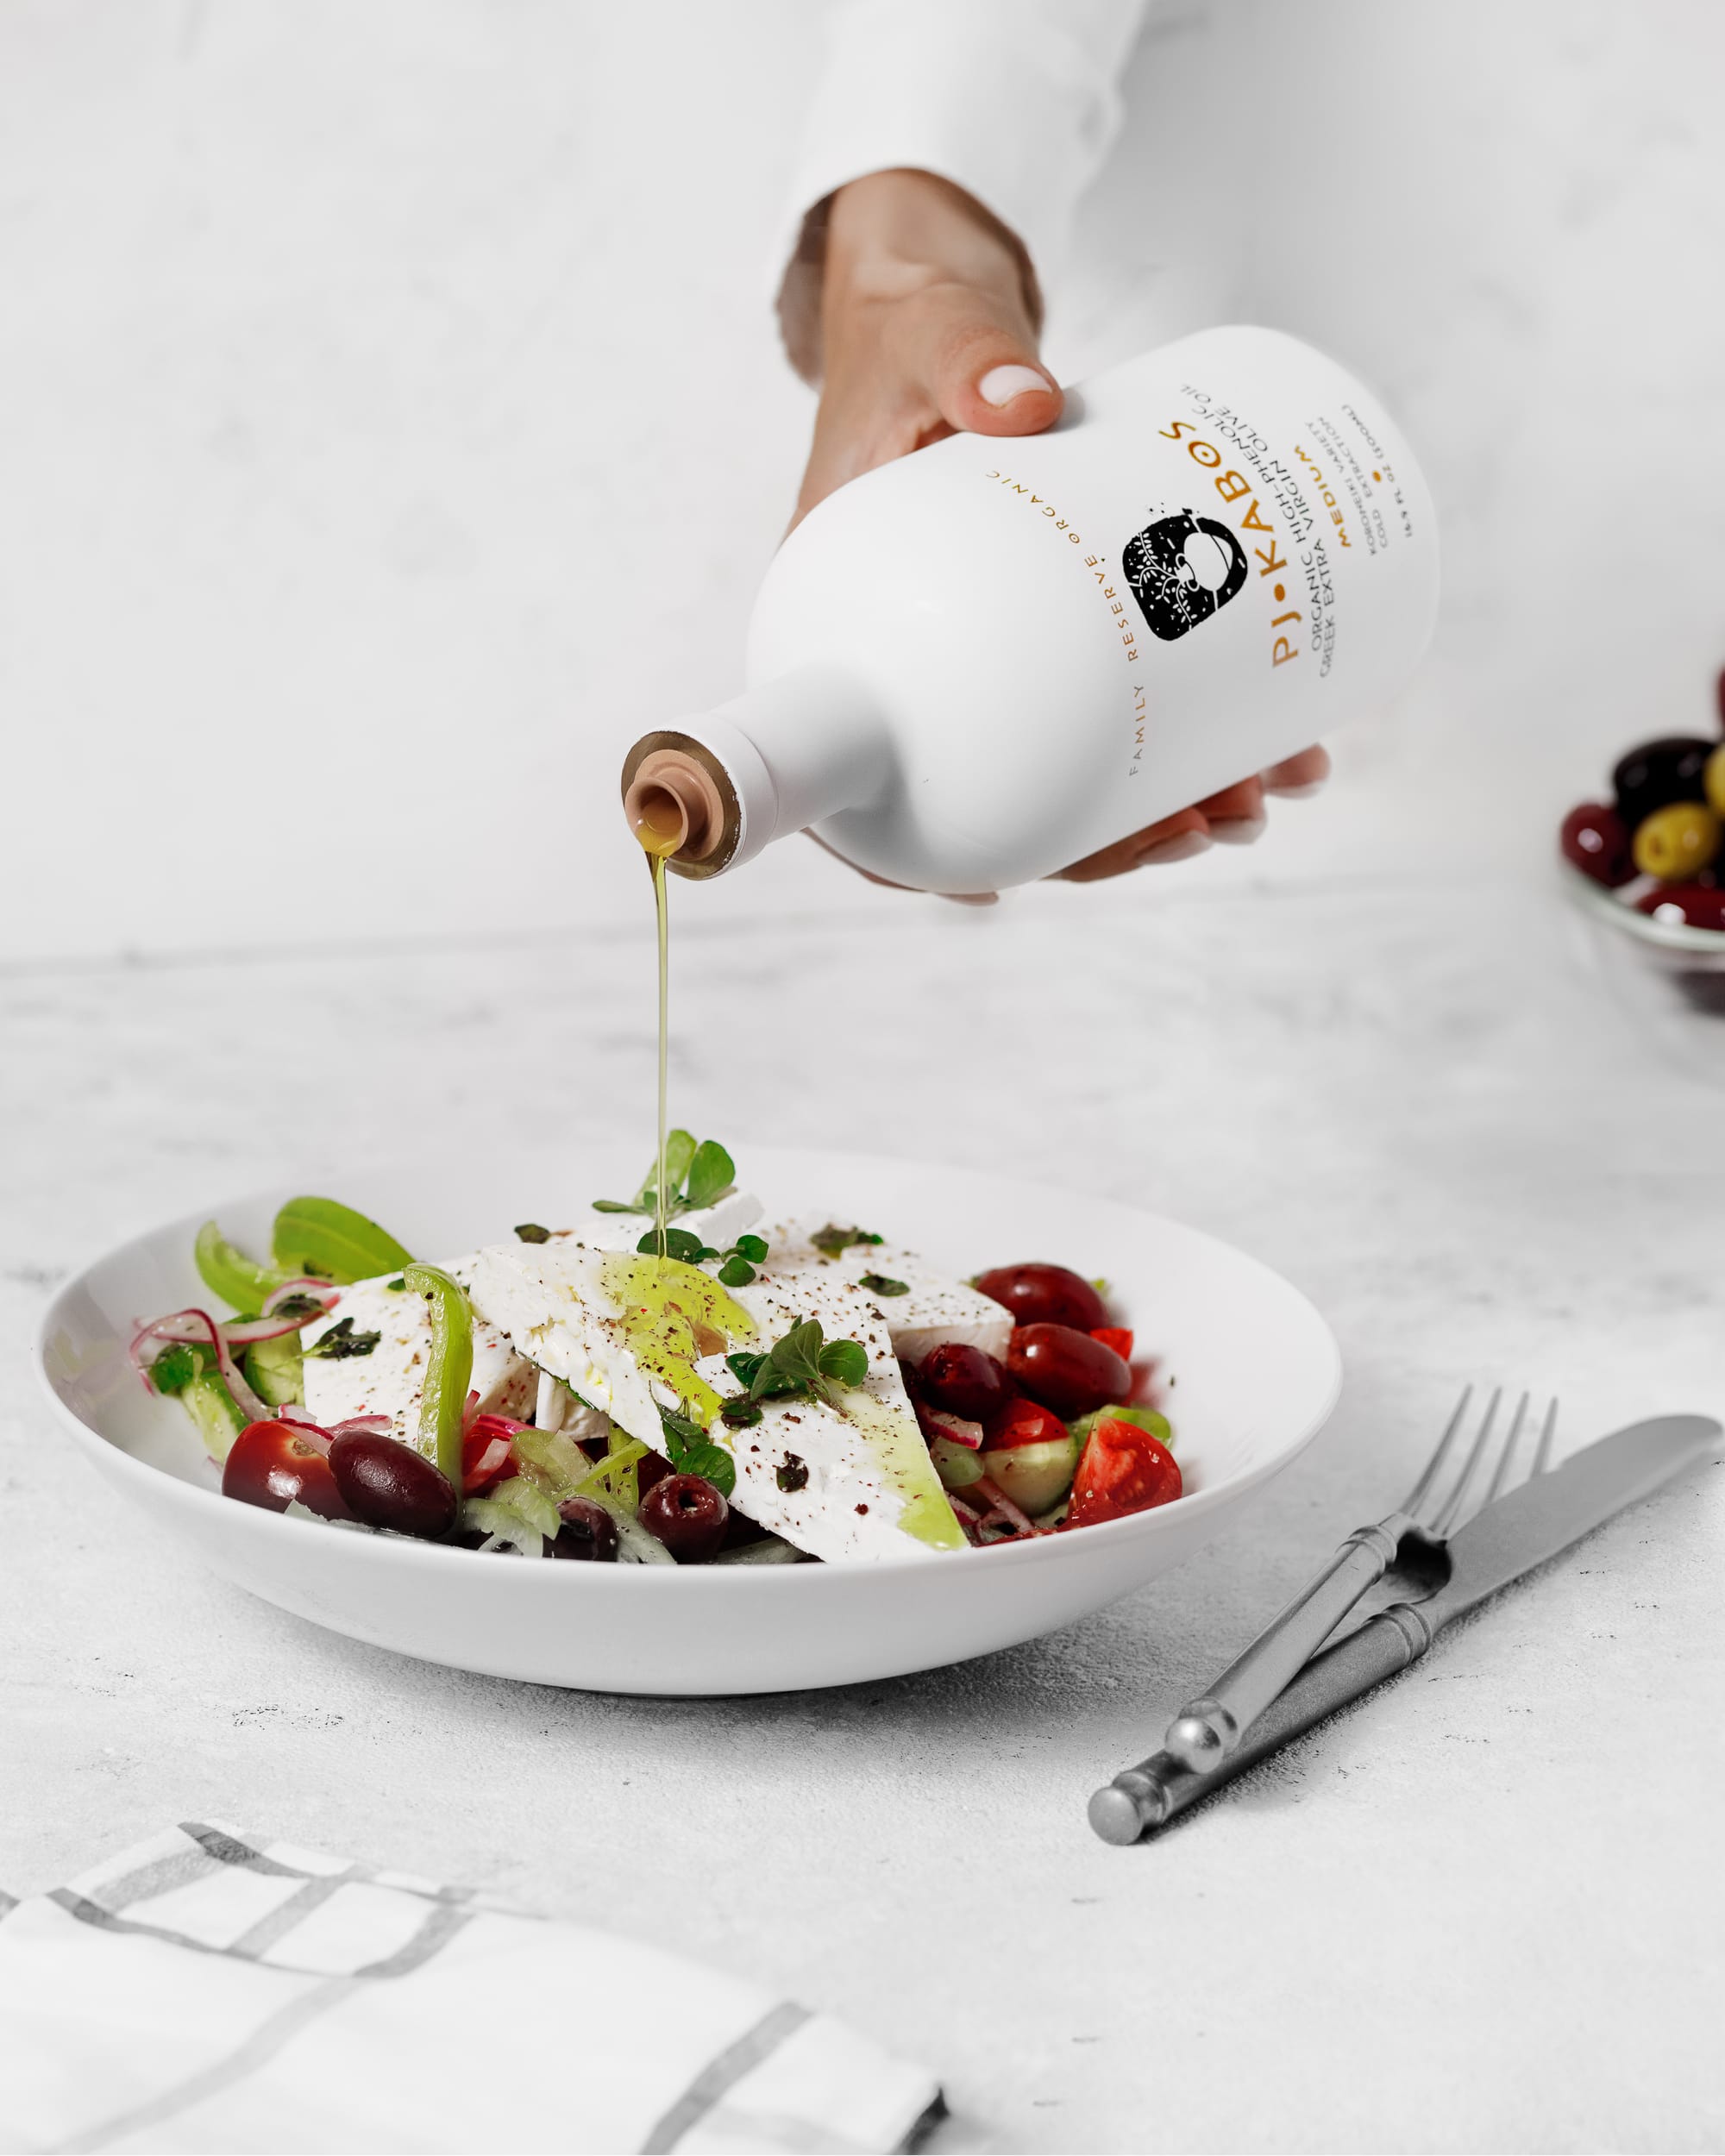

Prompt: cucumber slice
xmin=272 ymin=1197 xmax=413 ymax=1285
xmin=929 ymin=1433 xmax=986 ymax=1489
xmin=980 ymin=1433 xmax=1080 ymax=1515
xmin=242 ymin=1330 xmax=304 ymax=1409
xmin=181 ymin=1371 xmax=250 ymax=1464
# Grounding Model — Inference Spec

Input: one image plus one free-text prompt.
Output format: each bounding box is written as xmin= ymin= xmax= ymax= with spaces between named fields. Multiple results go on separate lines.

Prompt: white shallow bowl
xmin=35 ymin=1147 xmax=1340 ymax=1696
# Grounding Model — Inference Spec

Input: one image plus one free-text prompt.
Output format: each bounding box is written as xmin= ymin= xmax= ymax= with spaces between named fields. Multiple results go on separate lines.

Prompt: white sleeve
xmin=775 ymin=0 xmax=1147 ymax=379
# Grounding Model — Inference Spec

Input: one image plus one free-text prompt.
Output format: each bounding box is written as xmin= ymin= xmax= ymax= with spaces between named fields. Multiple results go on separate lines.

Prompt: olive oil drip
xmin=634 ymin=805 xmax=682 ymax=1264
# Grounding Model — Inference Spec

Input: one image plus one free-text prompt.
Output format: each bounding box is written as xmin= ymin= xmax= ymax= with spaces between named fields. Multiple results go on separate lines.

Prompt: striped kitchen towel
xmin=0 ymin=1821 xmax=944 ymax=2154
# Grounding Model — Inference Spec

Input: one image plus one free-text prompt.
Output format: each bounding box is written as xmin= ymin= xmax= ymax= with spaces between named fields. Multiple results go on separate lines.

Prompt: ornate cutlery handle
xmin=1162 ymin=1520 xmax=1405 ymax=1770
xmin=1092 ymin=1599 xmax=1439 ymax=1843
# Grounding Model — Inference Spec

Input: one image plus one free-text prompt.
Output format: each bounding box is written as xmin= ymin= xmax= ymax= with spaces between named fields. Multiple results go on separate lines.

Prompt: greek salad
xmin=131 ymin=1138 xmax=1182 ymax=1565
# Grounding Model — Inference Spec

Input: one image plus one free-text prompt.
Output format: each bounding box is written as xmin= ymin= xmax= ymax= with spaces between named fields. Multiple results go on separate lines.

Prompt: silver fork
xmin=1160 ymin=1387 xmax=1559 ymax=1772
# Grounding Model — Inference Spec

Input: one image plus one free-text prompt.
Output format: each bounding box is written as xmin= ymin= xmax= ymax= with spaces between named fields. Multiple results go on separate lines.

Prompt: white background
xmin=3 ymin=0 xmax=1723 ymax=965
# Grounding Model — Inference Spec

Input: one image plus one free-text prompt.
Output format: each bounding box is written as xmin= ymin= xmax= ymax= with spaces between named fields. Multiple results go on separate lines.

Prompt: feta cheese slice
xmin=541 ymin=1189 xmax=765 ymax=1257
xmin=752 ymin=1219 xmax=1013 ymax=1366
xmin=468 ymin=1238 xmax=966 ymax=1564
xmin=301 ymin=1256 xmax=536 ymax=1451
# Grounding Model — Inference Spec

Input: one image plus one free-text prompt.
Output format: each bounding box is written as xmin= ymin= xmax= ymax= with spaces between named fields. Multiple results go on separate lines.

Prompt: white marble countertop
xmin=5 ymin=869 xmax=1722 ymax=2153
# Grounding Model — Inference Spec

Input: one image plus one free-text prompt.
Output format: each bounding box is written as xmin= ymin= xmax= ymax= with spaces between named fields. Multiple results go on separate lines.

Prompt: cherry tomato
xmin=1637 ymin=884 xmax=1725 ymax=932
xmin=972 ymin=1263 xmax=1107 ymax=1332
xmin=1613 ymin=736 xmax=1713 ymax=827
xmin=223 ymin=1420 xmax=353 ymax=1520
xmin=1091 ymin=1326 xmax=1134 ymax=1361
xmin=1559 ymin=802 xmax=1634 ymax=887
xmin=982 ymin=1395 xmax=1070 ymax=1451
xmin=1633 ymin=799 xmax=1720 ymax=882
xmin=1064 ymin=1416 xmax=1182 ymax=1528
xmin=638 ymin=1472 xmax=728 ymax=1562
xmin=329 ymin=1432 xmax=457 ymax=1539
xmin=918 ymin=1342 xmax=1015 ymax=1421
xmin=1007 ymin=1324 xmax=1131 ymax=1419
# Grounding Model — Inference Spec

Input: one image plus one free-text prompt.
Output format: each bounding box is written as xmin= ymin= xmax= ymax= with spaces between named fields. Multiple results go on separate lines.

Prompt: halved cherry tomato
xmin=982 ymin=1395 xmax=1070 ymax=1451
xmin=222 ymin=1420 xmax=353 ymax=1520
xmin=1091 ymin=1326 xmax=1133 ymax=1361
xmin=1064 ymin=1415 xmax=1182 ymax=1528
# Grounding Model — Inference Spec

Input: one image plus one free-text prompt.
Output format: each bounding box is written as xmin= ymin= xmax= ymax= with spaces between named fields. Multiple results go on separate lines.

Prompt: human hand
xmin=796 ymin=167 xmax=1327 ymax=887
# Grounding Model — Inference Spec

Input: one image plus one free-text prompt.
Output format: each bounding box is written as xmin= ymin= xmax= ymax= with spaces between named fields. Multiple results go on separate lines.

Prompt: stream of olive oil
xmin=633 ymin=812 xmax=681 ymax=1262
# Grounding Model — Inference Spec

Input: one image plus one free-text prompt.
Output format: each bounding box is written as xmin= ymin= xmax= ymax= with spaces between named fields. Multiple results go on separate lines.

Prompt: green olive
xmin=1633 ymin=799 xmax=1721 ymax=882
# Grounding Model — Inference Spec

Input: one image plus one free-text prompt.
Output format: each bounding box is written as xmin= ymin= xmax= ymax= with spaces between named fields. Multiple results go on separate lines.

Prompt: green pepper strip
xmin=194 ymin=1219 xmax=285 ymax=1313
xmin=404 ymin=1263 xmax=473 ymax=1493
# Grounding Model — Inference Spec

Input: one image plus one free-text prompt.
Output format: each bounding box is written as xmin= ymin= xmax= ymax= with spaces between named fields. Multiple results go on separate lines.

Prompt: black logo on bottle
xmin=1123 ymin=511 xmax=1248 ymax=641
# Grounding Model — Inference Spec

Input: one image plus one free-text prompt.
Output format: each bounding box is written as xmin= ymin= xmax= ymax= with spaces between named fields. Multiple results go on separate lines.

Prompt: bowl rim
xmin=32 ymin=1150 xmax=1343 ymax=1589
xmin=1559 ymin=859 xmax=1725 ymax=954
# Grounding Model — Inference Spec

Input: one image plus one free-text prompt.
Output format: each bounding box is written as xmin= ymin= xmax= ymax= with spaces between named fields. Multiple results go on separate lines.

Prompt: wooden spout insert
xmin=621 ymin=743 xmax=733 ymax=868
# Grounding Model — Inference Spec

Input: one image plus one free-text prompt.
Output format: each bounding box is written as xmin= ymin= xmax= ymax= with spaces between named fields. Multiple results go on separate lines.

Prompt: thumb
xmin=907 ymin=287 xmax=1063 ymax=440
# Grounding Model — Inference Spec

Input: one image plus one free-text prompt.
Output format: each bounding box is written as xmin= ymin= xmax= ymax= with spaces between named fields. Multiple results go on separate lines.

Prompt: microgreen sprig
xmin=656 ymin=1402 xmax=737 ymax=1496
xmin=809 ymin=1223 xmax=884 ymax=1258
xmin=633 ymin=1227 xmax=768 ymax=1286
xmin=721 ymin=1318 xmax=869 ymax=1424
xmin=593 ymin=1131 xmax=736 ymax=1225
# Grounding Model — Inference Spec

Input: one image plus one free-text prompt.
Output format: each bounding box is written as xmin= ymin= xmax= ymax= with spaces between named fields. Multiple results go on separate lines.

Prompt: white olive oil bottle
xmin=623 ymin=325 xmax=1438 ymax=893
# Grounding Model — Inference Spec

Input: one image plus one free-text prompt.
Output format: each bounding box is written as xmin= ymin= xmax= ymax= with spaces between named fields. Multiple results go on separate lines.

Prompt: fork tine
xmin=1531 ymin=1397 xmax=1559 ymax=1476
xmin=1401 ymin=1384 xmax=1474 ymax=1514
xmin=1481 ymin=1391 xmax=1532 ymax=1508
xmin=1427 ymin=1385 xmax=1502 ymax=1536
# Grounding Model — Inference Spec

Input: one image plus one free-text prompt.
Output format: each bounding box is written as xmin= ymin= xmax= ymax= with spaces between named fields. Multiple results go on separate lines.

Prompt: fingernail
xmin=1208 ymin=817 xmax=1266 ymax=846
xmin=939 ymin=891 xmax=1000 ymax=907
xmin=1263 ymin=780 xmax=1326 ymax=800
xmin=978 ymin=364 xmax=1051 ymax=408
xmin=1135 ymin=830 xmax=1212 ymax=868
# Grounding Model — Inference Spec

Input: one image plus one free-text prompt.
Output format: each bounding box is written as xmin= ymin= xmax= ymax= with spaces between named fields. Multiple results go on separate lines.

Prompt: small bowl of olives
xmin=1560 ymin=672 xmax=1725 ymax=1068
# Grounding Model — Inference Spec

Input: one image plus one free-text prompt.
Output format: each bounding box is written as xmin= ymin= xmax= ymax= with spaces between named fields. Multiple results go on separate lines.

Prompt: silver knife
xmin=1089 ymin=1413 xmax=1720 ymax=1843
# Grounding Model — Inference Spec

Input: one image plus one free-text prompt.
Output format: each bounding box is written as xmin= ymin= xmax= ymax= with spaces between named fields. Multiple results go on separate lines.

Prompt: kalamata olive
xmin=223 ymin=1420 xmax=353 ymax=1520
xmin=550 ymin=1496 xmax=619 ymax=1561
xmin=637 ymin=1450 xmax=674 ymax=1499
xmin=1612 ymin=736 xmax=1713 ymax=826
xmin=972 ymin=1263 xmax=1108 ymax=1332
xmin=1632 ymin=799 xmax=1721 ymax=882
xmin=1559 ymin=801 xmax=1634 ymax=887
xmin=1006 ymin=1324 xmax=1132 ymax=1419
xmin=638 ymin=1471 xmax=729 ymax=1562
xmin=1705 ymin=743 xmax=1725 ymax=818
xmin=1637 ymin=884 xmax=1725 ymax=932
xmin=918 ymin=1342 xmax=1016 ymax=1421
xmin=329 ymin=1432 xmax=458 ymax=1540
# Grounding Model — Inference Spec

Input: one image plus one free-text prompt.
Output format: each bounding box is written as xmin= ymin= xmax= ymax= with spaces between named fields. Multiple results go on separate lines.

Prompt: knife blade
xmin=1089 ymin=1413 xmax=1721 ymax=1842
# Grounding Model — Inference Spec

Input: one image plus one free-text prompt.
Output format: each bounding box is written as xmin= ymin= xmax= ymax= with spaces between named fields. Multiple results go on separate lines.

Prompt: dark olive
xmin=1637 ymin=884 xmax=1725 ymax=932
xmin=1611 ymin=736 xmax=1713 ymax=827
xmin=972 ymin=1263 xmax=1108 ymax=1332
xmin=1559 ymin=802 xmax=1633 ymax=887
xmin=918 ymin=1342 xmax=1016 ymax=1422
xmin=637 ymin=1450 xmax=674 ymax=1499
xmin=637 ymin=1472 xmax=729 ymax=1563
xmin=1006 ymin=1324 xmax=1132 ymax=1419
xmin=550 ymin=1496 xmax=619 ymax=1562
xmin=329 ymin=1432 xmax=458 ymax=1540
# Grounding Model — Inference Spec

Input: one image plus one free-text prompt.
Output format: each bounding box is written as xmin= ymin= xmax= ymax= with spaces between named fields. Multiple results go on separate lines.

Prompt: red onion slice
xmin=129 ymin=1308 xmax=270 ymax=1425
xmin=264 ymin=1279 xmax=342 ymax=1317
xmin=924 ymin=1408 xmax=984 ymax=1451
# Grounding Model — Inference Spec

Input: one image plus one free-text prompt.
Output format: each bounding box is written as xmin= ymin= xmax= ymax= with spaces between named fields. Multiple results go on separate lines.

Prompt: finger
xmin=900 ymin=285 xmax=1064 ymax=439
xmin=1054 ymin=807 xmax=1212 ymax=884
xmin=1195 ymin=774 xmax=1265 ymax=845
xmin=1263 ymin=744 xmax=1331 ymax=797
